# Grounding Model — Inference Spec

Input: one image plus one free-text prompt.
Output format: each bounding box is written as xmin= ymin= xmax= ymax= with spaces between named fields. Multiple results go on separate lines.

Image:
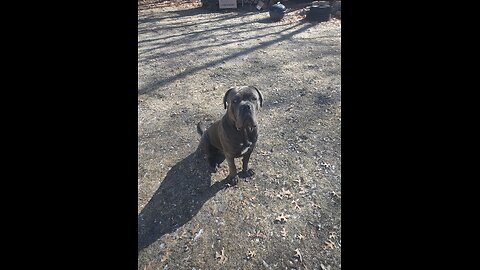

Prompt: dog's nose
xmin=241 ymin=104 xmax=252 ymax=113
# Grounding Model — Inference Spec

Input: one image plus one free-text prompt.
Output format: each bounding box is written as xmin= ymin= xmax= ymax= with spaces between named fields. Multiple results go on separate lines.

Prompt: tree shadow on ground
xmin=165 ymin=6 xmax=259 ymax=16
xmin=138 ymin=148 xmax=229 ymax=253
xmin=257 ymin=17 xmax=276 ymax=24
xmin=138 ymin=21 xmax=315 ymax=95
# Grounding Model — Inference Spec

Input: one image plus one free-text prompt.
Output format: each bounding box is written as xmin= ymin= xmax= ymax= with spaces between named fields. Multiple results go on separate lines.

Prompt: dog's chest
xmin=239 ymin=142 xmax=252 ymax=155
xmin=224 ymin=126 xmax=257 ymax=157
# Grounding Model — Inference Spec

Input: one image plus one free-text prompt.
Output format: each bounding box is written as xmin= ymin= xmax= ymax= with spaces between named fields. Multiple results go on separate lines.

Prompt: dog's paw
xmin=238 ymin=169 xmax=255 ymax=179
xmin=225 ymin=174 xmax=239 ymax=187
xmin=208 ymin=163 xmax=219 ymax=173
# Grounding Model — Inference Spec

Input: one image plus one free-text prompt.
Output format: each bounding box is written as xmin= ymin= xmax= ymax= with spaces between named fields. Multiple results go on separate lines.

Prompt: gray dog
xmin=197 ymin=86 xmax=263 ymax=185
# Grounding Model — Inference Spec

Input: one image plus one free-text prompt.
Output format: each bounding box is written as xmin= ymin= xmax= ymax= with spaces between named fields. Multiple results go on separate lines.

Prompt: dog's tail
xmin=197 ymin=122 xmax=206 ymax=136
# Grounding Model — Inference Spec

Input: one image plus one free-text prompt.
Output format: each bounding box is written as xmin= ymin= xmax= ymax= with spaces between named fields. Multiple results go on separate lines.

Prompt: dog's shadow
xmin=138 ymin=148 xmax=228 ymax=253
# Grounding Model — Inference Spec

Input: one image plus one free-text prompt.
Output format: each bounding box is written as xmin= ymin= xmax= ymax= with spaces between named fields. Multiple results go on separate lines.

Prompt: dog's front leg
xmin=225 ymin=155 xmax=238 ymax=185
xmin=238 ymin=151 xmax=255 ymax=178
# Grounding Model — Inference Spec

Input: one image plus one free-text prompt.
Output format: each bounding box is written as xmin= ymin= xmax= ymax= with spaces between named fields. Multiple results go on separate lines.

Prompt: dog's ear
xmin=223 ymin=87 xmax=235 ymax=109
xmin=251 ymin=86 xmax=263 ymax=107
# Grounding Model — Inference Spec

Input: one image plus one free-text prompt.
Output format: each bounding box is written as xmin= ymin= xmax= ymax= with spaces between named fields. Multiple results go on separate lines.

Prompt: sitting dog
xmin=197 ymin=86 xmax=263 ymax=185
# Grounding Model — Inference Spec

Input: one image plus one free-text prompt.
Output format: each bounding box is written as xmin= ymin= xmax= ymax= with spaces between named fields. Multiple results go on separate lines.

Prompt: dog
xmin=197 ymin=86 xmax=263 ymax=185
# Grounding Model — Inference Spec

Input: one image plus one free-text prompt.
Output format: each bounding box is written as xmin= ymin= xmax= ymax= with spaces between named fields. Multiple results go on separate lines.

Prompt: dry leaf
xmin=248 ymin=229 xmax=265 ymax=239
xmin=294 ymin=248 xmax=303 ymax=262
xmin=215 ymin=247 xmax=228 ymax=264
xmin=246 ymin=250 xmax=256 ymax=259
xmin=275 ymin=213 xmax=290 ymax=223
xmin=324 ymin=239 xmax=337 ymax=249
xmin=329 ymin=231 xmax=337 ymax=239
xmin=281 ymin=188 xmax=293 ymax=199
xmin=292 ymin=199 xmax=301 ymax=210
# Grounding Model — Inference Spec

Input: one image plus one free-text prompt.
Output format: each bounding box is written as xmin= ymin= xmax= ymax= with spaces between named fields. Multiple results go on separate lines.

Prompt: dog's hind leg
xmin=205 ymin=142 xmax=225 ymax=173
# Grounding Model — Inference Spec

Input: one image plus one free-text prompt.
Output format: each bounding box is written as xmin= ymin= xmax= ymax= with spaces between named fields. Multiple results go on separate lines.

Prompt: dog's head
xmin=223 ymin=86 xmax=263 ymax=131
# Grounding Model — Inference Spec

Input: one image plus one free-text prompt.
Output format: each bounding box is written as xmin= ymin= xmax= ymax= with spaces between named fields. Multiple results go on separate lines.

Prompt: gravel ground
xmin=138 ymin=2 xmax=341 ymax=269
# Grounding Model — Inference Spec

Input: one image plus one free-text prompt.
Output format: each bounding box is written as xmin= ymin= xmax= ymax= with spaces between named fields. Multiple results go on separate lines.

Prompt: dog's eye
xmin=232 ymin=99 xmax=238 ymax=104
xmin=252 ymin=97 xmax=257 ymax=101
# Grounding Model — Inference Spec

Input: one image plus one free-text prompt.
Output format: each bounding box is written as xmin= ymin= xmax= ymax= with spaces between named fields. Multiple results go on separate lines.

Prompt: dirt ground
xmin=138 ymin=1 xmax=341 ymax=269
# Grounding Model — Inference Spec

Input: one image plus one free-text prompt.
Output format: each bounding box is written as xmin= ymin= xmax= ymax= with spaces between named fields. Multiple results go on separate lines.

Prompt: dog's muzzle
xmin=240 ymin=107 xmax=257 ymax=130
